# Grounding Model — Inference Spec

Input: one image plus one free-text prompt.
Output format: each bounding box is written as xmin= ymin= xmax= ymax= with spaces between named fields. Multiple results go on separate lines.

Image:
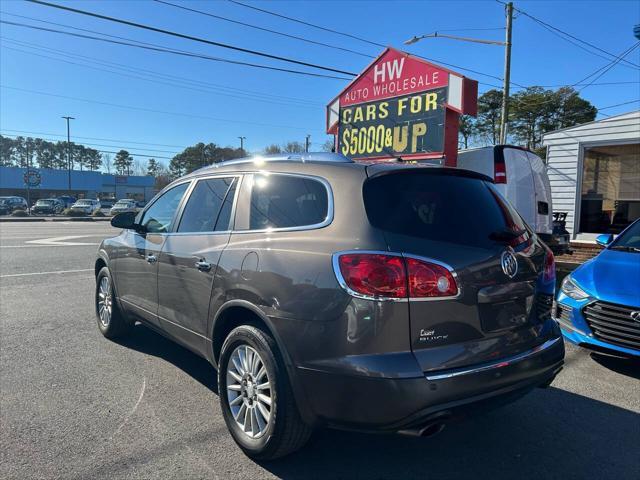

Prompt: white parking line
xmin=0 ymin=268 xmax=93 ymax=278
xmin=27 ymin=235 xmax=100 ymax=246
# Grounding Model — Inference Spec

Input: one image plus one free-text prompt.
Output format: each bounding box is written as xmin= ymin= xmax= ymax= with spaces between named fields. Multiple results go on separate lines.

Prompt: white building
xmin=543 ymin=110 xmax=640 ymax=242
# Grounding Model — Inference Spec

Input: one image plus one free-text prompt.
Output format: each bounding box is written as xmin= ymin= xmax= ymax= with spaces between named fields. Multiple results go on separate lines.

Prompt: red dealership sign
xmin=327 ymin=47 xmax=478 ymax=166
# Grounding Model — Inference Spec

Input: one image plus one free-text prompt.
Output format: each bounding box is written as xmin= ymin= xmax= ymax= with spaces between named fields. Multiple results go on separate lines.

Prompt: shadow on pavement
xmin=114 ymin=326 xmax=638 ymax=479
xmin=590 ymin=352 xmax=640 ymax=380
xmin=261 ymin=387 xmax=640 ymax=479
xmin=113 ymin=323 xmax=218 ymax=394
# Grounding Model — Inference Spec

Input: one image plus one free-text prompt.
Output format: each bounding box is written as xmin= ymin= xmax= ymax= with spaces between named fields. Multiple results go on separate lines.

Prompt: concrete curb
xmin=0 ymin=216 xmax=112 ymax=223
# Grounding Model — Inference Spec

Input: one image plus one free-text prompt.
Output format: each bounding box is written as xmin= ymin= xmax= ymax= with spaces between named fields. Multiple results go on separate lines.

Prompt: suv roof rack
xmin=200 ymin=152 xmax=353 ymax=170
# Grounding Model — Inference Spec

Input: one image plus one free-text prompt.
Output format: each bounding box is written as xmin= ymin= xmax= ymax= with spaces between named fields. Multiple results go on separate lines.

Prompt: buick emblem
xmin=501 ymin=249 xmax=518 ymax=278
xmin=631 ymin=311 xmax=640 ymax=323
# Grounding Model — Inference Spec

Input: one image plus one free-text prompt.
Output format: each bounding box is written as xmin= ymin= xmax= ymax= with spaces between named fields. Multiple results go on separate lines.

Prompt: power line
xmin=4 ymin=8 xmax=522 ymax=88
xmin=25 ymin=0 xmax=358 ymax=76
xmin=0 ymin=85 xmax=320 ymax=131
xmin=0 ymin=17 xmax=520 ymax=91
xmin=0 ymin=38 xmax=323 ymax=109
xmin=509 ymin=2 xmax=640 ymax=70
xmin=0 ymin=133 xmax=175 ymax=160
xmin=226 ymin=0 xmax=386 ymax=48
xmin=0 ymin=12 xmax=335 ymax=101
xmin=152 ymin=0 xmax=373 ymax=58
xmin=0 ymin=20 xmax=351 ymax=80
xmin=0 ymin=133 xmax=180 ymax=156
xmin=225 ymin=0 xmax=524 ymax=85
xmin=1 ymin=129 xmax=188 ymax=148
xmin=597 ymin=99 xmax=640 ymax=110
xmin=513 ymin=42 xmax=640 ymax=109
xmin=576 ymin=42 xmax=640 ymax=92
xmin=513 ymin=81 xmax=640 ymax=89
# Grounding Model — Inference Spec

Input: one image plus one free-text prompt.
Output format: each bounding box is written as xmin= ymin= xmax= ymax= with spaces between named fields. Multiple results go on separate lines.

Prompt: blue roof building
xmin=0 ymin=166 xmax=156 ymax=201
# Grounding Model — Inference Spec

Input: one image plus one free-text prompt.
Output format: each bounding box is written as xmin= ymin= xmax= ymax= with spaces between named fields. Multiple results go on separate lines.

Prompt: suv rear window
xmin=247 ymin=174 xmax=329 ymax=230
xmin=363 ymin=171 xmax=528 ymax=249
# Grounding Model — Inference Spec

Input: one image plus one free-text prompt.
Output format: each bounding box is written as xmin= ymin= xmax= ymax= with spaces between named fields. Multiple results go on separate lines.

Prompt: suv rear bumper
xmin=295 ymin=335 xmax=564 ymax=432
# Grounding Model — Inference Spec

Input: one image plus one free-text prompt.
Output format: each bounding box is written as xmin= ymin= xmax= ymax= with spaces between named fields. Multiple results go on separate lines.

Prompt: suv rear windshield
xmin=363 ymin=171 xmax=528 ymax=249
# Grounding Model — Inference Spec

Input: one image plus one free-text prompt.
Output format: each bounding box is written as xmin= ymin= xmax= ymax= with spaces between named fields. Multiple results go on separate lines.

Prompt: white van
xmin=458 ymin=145 xmax=568 ymax=253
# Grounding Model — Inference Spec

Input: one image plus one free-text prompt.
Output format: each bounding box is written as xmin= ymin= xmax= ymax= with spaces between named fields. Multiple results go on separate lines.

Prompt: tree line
xmin=459 ymin=86 xmax=597 ymax=156
xmin=0 ymin=135 xmax=103 ymax=171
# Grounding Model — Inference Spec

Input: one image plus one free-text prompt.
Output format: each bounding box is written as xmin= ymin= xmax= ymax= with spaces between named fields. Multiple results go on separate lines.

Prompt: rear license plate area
xmin=480 ymin=296 xmax=534 ymax=332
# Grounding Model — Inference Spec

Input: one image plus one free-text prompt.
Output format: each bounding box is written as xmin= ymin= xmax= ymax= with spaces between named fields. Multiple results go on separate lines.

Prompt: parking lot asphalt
xmin=1 ymin=222 xmax=639 ymax=480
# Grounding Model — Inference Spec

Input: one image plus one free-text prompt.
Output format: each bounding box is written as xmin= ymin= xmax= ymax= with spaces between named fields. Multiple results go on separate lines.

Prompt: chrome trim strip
xmin=553 ymin=316 xmax=591 ymax=337
xmin=424 ymin=337 xmax=562 ymax=381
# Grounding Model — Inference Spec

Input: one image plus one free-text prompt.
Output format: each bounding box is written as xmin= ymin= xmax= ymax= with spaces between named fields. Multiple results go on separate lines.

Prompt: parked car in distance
xmin=109 ymin=199 xmax=138 ymax=216
xmin=96 ymin=153 xmax=564 ymax=460
xmin=70 ymin=199 xmax=101 ymax=215
xmin=135 ymin=200 xmax=147 ymax=208
xmin=57 ymin=196 xmax=77 ymax=208
xmin=0 ymin=196 xmax=29 ymax=215
xmin=32 ymin=198 xmax=64 ymax=215
xmin=100 ymin=199 xmax=115 ymax=209
xmin=458 ymin=146 xmax=569 ymax=255
xmin=554 ymin=218 xmax=640 ymax=358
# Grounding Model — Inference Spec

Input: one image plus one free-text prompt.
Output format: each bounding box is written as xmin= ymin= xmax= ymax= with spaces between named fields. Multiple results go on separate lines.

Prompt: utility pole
xmin=25 ymin=143 xmax=31 ymax=214
xmin=499 ymin=2 xmax=513 ymax=145
xmin=238 ymin=136 xmax=246 ymax=152
xmin=404 ymin=3 xmax=513 ymax=145
xmin=305 ymin=134 xmax=311 ymax=153
xmin=62 ymin=116 xmax=74 ymax=193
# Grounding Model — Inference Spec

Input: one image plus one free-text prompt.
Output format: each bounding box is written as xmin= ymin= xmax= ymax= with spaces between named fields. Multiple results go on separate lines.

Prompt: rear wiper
xmin=489 ymin=228 xmax=527 ymax=242
xmin=609 ymin=245 xmax=640 ymax=252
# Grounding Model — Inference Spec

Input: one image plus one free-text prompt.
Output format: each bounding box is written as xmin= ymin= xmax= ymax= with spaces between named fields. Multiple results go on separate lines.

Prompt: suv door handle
xmin=146 ymin=254 xmax=157 ymax=264
xmin=195 ymin=260 xmax=212 ymax=272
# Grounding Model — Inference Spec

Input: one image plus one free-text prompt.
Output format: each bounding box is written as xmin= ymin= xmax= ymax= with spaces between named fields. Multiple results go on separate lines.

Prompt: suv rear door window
xmin=246 ymin=174 xmax=329 ymax=230
xmin=177 ymin=177 xmax=237 ymax=233
xmin=363 ymin=171 xmax=528 ymax=249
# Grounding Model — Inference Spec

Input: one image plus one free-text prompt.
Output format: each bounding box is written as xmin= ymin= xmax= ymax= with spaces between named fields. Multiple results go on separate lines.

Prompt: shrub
xmin=92 ymin=210 xmax=106 ymax=217
xmin=64 ymin=208 xmax=86 ymax=217
xmin=11 ymin=209 xmax=29 ymax=217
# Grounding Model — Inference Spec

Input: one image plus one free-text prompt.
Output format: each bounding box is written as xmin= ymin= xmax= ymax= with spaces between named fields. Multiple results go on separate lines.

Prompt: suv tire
xmin=218 ymin=325 xmax=312 ymax=460
xmin=95 ymin=267 xmax=131 ymax=339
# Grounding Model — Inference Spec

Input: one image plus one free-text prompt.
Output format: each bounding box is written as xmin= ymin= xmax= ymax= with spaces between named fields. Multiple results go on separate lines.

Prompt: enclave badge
xmin=501 ymin=249 xmax=518 ymax=279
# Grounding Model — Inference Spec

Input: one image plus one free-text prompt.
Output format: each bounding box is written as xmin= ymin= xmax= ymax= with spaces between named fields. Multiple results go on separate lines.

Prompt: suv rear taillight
xmin=406 ymin=257 xmax=458 ymax=298
xmin=494 ymin=158 xmax=507 ymax=184
xmin=543 ymin=247 xmax=555 ymax=283
xmin=336 ymin=254 xmax=407 ymax=298
xmin=335 ymin=253 xmax=458 ymax=300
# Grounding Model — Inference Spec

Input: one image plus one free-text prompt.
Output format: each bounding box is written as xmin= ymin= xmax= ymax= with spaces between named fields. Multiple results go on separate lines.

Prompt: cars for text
xmin=96 ymin=153 xmax=564 ymax=459
xmin=554 ymin=218 xmax=640 ymax=358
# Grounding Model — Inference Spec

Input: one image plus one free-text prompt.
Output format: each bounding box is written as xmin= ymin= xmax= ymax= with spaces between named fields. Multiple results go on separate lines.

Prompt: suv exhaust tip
xmin=398 ymin=413 xmax=451 ymax=438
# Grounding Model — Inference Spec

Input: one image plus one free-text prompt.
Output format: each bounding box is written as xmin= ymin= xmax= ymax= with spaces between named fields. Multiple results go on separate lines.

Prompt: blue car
xmin=554 ymin=219 xmax=640 ymax=358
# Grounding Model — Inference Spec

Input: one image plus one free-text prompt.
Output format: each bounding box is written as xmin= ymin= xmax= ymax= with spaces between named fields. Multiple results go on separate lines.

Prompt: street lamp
xmin=405 ymin=32 xmax=505 ymax=46
xmin=404 ymin=2 xmax=513 ymax=144
xmin=62 ymin=116 xmax=75 ymax=193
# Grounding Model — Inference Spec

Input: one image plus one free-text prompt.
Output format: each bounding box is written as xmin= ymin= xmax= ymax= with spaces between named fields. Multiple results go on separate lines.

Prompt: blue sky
xmin=1 ymin=0 xmax=639 ymax=167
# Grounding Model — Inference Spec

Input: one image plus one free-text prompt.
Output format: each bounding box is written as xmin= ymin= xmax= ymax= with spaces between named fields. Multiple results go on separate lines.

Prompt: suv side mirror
xmin=595 ymin=233 xmax=613 ymax=246
xmin=111 ymin=211 xmax=138 ymax=230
